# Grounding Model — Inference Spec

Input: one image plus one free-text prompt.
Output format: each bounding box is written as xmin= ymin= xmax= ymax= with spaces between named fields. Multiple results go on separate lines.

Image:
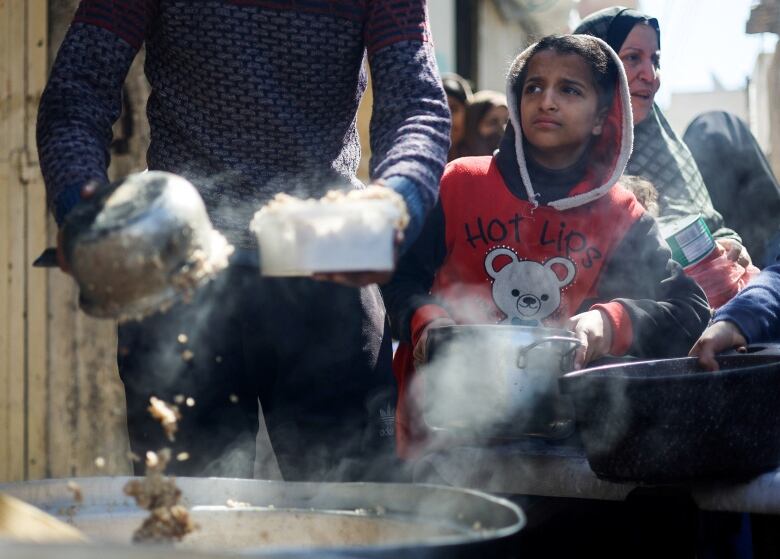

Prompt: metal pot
xmin=60 ymin=172 xmax=233 ymax=321
xmin=0 ymin=477 xmax=524 ymax=558
xmin=423 ymin=324 xmax=582 ymax=440
xmin=559 ymin=344 xmax=780 ymax=482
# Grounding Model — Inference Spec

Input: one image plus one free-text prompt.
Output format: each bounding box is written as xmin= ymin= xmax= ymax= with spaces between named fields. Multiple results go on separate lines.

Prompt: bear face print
xmin=485 ymin=248 xmax=576 ymax=325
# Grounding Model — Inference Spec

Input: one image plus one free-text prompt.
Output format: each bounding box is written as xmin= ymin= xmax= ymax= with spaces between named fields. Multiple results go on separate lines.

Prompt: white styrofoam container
xmin=251 ymin=199 xmax=400 ymax=276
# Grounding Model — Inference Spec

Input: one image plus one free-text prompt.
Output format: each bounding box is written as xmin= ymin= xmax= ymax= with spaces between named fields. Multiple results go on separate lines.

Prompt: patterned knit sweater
xmin=37 ymin=0 xmax=450 ymax=249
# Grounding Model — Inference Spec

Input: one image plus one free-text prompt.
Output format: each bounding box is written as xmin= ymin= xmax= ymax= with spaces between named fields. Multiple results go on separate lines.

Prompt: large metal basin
xmin=0 ymin=477 xmax=523 ymax=558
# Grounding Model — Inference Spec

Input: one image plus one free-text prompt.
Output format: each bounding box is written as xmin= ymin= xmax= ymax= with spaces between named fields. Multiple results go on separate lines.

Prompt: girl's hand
xmin=567 ymin=309 xmax=612 ymax=369
xmin=689 ymin=320 xmax=747 ymax=371
xmin=413 ymin=317 xmax=456 ymax=367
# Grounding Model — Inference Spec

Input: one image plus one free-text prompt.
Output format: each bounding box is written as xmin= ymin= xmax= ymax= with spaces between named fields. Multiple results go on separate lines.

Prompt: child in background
xmin=381 ymin=34 xmax=710 ymax=458
xmin=462 ymin=90 xmax=509 ymax=157
xmin=442 ymin=73 xmax=474 ymax=162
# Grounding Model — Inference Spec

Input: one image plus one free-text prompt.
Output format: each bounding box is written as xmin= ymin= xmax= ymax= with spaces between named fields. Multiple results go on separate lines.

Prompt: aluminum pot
xmin=423 ymin=324 xmax=582 ymax=440
xmin=0 ymin=477 xmax=524 ymax=558
xmin=61 ymin=172 xmax=233 ymax=321
xmin=559 ymin=345 xmax=780 ymax=482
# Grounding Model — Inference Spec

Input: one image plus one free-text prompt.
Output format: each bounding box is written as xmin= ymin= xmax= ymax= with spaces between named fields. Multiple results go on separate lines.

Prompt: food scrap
xmin=123 ymin=449 xmax=197 ymax=543
xmin=66 ymin=480 xmax=83 ymax=503
xmin=148 ymin=396 xmax=181 ymax=442
xmin=226 ymin=498 xmax=251 ymax=508
xmin=94 ymin=456 xmax=106 ymax=469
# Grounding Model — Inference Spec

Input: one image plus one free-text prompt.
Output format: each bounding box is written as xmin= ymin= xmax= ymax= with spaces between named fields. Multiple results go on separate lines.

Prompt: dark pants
xmin=117 ymin=264 xmax=398 ymax=481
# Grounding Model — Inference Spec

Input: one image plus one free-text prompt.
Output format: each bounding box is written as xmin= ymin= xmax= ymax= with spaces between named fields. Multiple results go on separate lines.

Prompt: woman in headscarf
xmin=684 ymin=110 xmax=780 ymax=267
xmin=574 ymin=7 xmax=749 ymax=260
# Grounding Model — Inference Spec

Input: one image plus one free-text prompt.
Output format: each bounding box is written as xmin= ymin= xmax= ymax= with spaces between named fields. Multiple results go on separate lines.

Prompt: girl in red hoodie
xmin=381 ymin=34 xmax=710 ymax=459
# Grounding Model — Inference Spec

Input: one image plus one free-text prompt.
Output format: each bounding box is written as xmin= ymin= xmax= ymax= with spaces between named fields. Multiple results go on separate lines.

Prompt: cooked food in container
xmin=62 ymin=171 xmax=233 ymax=321
xmin=0 ymin=477 xmax=524 ymax=557
xmin=250 ymin=186 xmax=408 ymax=276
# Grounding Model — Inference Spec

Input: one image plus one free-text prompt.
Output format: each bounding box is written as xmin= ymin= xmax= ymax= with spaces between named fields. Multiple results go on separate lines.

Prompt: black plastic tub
xmin=559 ymin=346 xmax=780 ymax=483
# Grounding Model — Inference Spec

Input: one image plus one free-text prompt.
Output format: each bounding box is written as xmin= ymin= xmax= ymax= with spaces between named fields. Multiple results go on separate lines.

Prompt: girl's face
xmin=520 ymin=50 xmax=605 ymax=169
xmin=618 ymin=23 xmax=661 ymax=125
xmin=448 ymin=96 xmax=467 ymax=147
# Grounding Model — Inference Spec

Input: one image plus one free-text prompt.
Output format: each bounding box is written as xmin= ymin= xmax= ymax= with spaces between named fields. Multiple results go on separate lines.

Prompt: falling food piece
xmin=94 ymin=456 xmax=106 ymax=469
xmin=226 ymin=499 xmax=251 ymax=508
xmin=185 ymin=397 xmax=195 ymax=407
xmin=124 ymin=448 xmax=197 ymax=543
xmin=173 ymin=394 xmax=185 ymax=404
xmin=181 ymin=349 xmax=194 ymax=362
xmin=176 ymin=452 xmax=190 ymax=462
xmin=148 ymin=396 xmax=181 ymax=442
xmin=229 ymin=394 xmax=239 ymax=403
xmin=177 ymin=333 xmax=188 ymax=344
xmin=215 ymin=355 xmax=223 ymax=363
xmin=66 ymin=480 xmax=83 ymax=503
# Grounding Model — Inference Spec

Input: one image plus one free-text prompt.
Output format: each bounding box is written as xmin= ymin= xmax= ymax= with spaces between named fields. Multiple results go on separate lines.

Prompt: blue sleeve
xmin=713 ymin=264 xmax=780 ymax=343
xmin=37 ymin=19 xmax=144 ymax=224
xmin=367 ymin=39 xmax=451 ymax=253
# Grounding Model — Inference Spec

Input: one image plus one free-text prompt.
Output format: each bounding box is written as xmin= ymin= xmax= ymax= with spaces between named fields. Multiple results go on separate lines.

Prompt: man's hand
xmin=689 ymin=320 xmax=747 ymax=371
xmin=717 ymin=238 xmax=752 ymax=268
xmin=412 ymin=317 xmax=455 ymax=368
xmin=567 ymin=309 xmax=613 ymax=369
xmin=56 ymin=181 xmax=100 ymax=274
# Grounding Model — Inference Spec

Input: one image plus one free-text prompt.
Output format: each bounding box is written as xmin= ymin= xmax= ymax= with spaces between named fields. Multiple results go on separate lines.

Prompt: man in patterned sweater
xmin=38 ymin=1 xmax=450 ymax=481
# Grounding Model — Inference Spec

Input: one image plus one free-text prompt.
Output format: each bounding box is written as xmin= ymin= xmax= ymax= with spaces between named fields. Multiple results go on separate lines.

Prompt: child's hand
xmin=567 ymin=310 xmax=612 ymax=369
xmin=413 ymin=317 xmax=456 ymax=367
xmin=689 ymin=320 xmax=747 ymax=371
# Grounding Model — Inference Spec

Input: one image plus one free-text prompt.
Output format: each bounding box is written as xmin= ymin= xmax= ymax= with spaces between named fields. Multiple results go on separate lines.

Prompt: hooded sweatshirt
xmin=381 ymin=35 xmax=710 ymax=458
xmin=574 ymin=7 xmax=740 ymax=242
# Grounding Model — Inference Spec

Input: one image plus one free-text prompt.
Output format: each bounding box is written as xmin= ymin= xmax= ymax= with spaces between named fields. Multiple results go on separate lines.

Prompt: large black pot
xmin=559 ymin=345 xmax=780 ymax=483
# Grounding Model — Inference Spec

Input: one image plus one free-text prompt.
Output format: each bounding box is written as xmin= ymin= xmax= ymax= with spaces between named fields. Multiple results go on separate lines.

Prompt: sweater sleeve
xmin=584 ymin=213 xmax=711 ymax=358
xmin=365 ymin=2 xmax=451 ymax=252
xmin=37 ymin=1 xmax=157 ymax=225
xmin=380 ymin=200 xmax=448 ymax=342
xmin=713 ymin=264 xmax=780 ymax=344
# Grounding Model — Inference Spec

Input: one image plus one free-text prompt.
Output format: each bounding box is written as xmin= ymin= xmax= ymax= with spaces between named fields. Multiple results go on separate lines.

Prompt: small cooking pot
xmin=59 ymin=172 xmax=233 ymax=321
xmin=560 ymin=345 xmax=780 ymax=482
xmin=423 ymin=324 xmax=582 ymax=440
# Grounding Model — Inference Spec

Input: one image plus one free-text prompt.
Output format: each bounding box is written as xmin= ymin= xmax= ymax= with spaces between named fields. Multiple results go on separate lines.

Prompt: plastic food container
xmin=250 ymin=189 xmax=405 ymax=276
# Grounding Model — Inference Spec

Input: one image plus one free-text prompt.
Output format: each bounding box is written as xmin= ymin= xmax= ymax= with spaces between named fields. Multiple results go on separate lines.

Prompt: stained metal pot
xmin=423 ymin=324 xmax=582 ymax=440
xmin=560 ymin=344 xmax=780 ymax=482
xmin=0 ymin=477 xmax=524 ymax=558
xmin=60 ymin=172 xmax=233 ymax=321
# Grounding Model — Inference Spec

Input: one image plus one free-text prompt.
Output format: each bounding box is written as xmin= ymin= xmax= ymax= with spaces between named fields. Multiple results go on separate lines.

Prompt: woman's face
xmin=478 ymin=104 xmax=509 ymax=141
xmin=618 ymin=23 xmax=661 ymax=125
xmin=448 ymin=96 xmax=467 ymax=146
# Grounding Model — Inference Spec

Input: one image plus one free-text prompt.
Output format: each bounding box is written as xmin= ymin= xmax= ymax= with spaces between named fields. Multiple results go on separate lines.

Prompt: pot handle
xmin=516 ymin=336 xmax=583 ymax=369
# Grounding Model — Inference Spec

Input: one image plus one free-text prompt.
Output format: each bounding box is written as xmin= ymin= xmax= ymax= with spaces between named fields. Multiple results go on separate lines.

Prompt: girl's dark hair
xmin=516 ymin=35 xmax=618 ymax=112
